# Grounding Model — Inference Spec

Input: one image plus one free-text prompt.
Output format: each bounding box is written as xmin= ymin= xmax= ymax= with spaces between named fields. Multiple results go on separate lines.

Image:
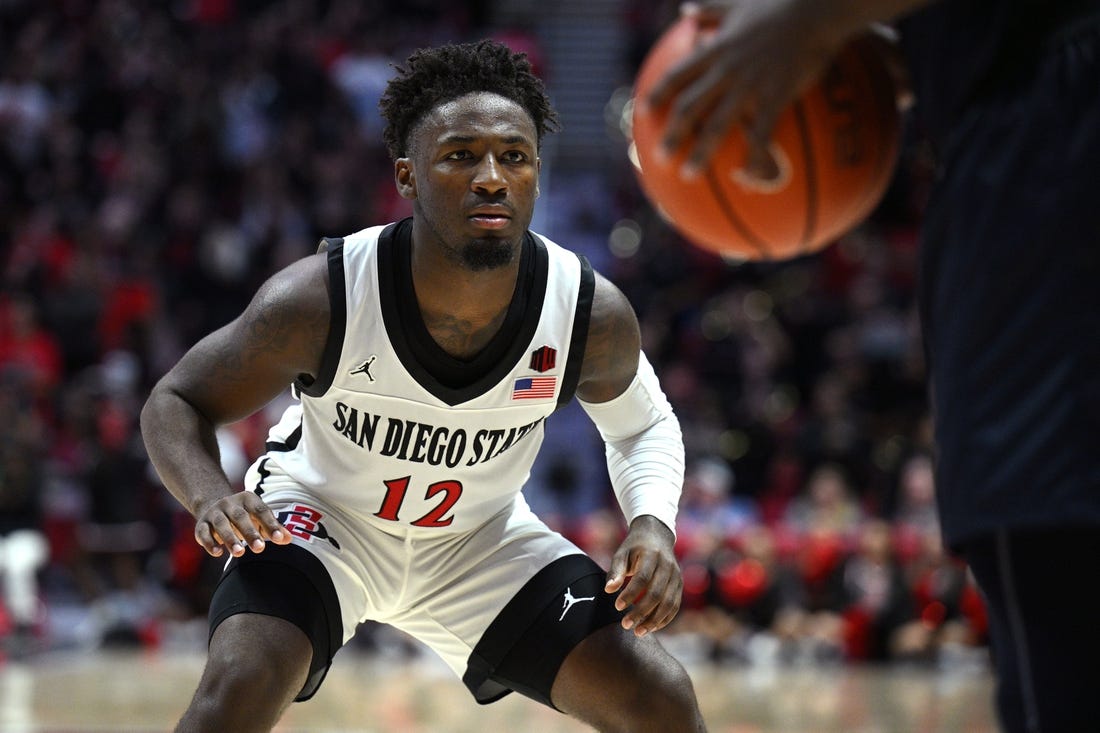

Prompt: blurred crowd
xmin=1 ymin=0 xmax=986 ymax=670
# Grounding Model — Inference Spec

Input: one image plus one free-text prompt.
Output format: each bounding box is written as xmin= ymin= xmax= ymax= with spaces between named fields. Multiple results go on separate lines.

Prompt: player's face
xmin=397 ymin=92 xmax=541 ymax=271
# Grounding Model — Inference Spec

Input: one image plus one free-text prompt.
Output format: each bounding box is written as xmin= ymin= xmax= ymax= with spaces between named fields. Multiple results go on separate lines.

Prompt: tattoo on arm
xmin=578 ymin=275 xmax=641 ymax=402
xmin=208 ymin=273 xmax=329 ymax=385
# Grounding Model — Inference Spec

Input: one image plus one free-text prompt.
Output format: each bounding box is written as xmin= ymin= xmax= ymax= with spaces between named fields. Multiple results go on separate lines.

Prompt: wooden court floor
xmin=0 ymin=646 xmax=997 ymax=732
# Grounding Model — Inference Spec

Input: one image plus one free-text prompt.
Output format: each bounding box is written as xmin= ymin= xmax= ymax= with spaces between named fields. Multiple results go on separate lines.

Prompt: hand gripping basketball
xmin=632 ymin=12 xmax=903 ymax=261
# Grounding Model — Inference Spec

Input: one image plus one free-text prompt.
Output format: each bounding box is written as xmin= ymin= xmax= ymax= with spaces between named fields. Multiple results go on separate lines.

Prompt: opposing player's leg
xmin=962 ymin=528 xmax=1100 ymax=733
xmin=176 ymin=613 xmax=311 ymax=733
xmin=552 ymin=623 xmax=706 ymax=732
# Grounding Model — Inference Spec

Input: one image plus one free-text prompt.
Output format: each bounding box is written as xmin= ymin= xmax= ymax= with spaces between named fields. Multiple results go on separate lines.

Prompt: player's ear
xmin=535 ymin=157 xmax=541 ymax=198
xmin=395 ymin=158 xmax=416 ymax=199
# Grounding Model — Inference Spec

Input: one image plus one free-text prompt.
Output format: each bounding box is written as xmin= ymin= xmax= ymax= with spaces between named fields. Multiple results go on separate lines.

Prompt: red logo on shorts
xmin=277 ymin=504 xmax=341 ymax=549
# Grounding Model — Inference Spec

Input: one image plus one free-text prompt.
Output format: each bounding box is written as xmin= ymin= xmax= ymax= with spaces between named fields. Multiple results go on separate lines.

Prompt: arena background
xmin=0 ymin=1 xmax=996 ymax=730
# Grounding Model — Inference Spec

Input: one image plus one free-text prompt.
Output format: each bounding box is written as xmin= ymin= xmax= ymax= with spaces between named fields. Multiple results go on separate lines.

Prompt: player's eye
xmin=445 ymin=150 xmax=472 ymax=161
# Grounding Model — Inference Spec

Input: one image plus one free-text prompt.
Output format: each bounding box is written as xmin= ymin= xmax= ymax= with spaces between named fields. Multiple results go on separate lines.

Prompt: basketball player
xmin=649 ymin=1 xmax=1100 ymax=731
xmin=141 ymin=40 xmax=707 ymax=732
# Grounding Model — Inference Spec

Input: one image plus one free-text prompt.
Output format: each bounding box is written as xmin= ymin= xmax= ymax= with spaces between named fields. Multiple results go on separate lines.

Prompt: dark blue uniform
xmin=898 ymin=2 xmax=1100 ymax=730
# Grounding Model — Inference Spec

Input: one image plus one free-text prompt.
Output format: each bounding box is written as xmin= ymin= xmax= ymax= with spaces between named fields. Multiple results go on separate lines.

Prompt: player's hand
xmin=647 ymin=0 xmax=857 ymax=179
xmin=193 ymin=492 xmax=292 ymax=558
xmin=604 ymin=515 xmax=683 ymax=637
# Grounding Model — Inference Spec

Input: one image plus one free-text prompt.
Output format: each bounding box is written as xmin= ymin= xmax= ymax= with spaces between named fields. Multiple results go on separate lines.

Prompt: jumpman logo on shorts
xmin=559 ymin=587 xmax=596 ymax=621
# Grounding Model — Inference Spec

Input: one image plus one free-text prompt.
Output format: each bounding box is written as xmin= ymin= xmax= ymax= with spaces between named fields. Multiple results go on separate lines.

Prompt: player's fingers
xmin=635 ymin=565 xmax=682 ymax=634
xmin=242 ymin=494 xmax=289 ymax=545
xmin=641 ymin=572 xmax=684 ymax=635
xmin=194 ymin=520 xmax=224 ymax=557
xmin=647 ymin=60 xmax=695 ymax=110
xmin=654 ymin=73 xmax=718 ymax=154
xmin=744 ymin=138 xmax=780 ymax=183
xmin=644 ymin=592 xmax=684 ymax=635
xmin=207 ymin=514 xmax=247 ymax=557
xmin=225 ymin=503 xmax=268 ymax=553
xmin=623 ymin=563 xmax=673 ymax=633
xmin=647 ymin=29 xmax=720 ymax=109
xmin=605 ymin=546 xmax=633 ymax=593
xmin=256 ymin=517 xmax=291 ymax=544
xmin=682 ymin=83 xmax=744 ymax=176
xmin=615 ymin=555 xmax=657 ymax=615
xmin=742 ymin=104 xmax=783 ymax=182
xmin=659 ymin=70 xmax=729 ymax=157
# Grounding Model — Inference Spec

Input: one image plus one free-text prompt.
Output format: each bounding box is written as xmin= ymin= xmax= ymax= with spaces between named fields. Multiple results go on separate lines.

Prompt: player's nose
xmin=472 ymin=154 xmax=507 ymax=194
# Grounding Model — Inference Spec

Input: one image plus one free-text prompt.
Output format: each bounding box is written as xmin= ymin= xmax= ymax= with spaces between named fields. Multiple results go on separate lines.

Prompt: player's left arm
xmin=575 ymin=272 xmax=685 ymax=637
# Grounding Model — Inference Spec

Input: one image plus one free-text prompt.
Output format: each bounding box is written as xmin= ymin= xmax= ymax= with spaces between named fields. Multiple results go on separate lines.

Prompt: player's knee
xmin=178 ymin=648 xmax=307 ymax=733
xmin=565 ymin=632 xmax=705 ymax=732
xmin=618 ymin=656 xmax=704 ymax=732
xmin=201 ymin=652 xmax=279 ymax=701
xmin=200 ymin=614 xmax=313 ymax=707
xmin=199 ymin=640 xmax=308 ymax=714
xmin=596 ymin=687 xmax=703 ymax=733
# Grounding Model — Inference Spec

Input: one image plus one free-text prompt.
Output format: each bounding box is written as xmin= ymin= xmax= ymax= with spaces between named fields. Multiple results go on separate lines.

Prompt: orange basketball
xmin=631 ymin=17 xmax=903 ymax=261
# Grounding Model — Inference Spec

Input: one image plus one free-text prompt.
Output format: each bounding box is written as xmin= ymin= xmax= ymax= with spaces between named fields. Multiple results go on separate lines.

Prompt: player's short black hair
xmin=379 ymin=39 xmax=559 ymax=159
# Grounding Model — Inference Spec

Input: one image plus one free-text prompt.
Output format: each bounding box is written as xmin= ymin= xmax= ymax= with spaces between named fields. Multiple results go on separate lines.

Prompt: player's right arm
xmin=576 ymin=273 xmax=685 ymax=638
xmin=140 ymin=252 xmax=331 ymax=559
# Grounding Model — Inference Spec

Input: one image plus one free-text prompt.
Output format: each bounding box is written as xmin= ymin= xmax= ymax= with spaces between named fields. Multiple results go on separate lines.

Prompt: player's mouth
xmin=468 ymin=206 xmax=513 ymax=230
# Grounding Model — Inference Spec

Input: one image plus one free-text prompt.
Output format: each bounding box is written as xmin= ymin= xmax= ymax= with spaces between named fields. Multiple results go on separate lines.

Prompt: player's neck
xmin=409 ymin=241 xmax=520 ymax=360
xmin=410 ymin=233 xmax=519 ymax=317
xmin=414 ymin=277 xmax=514 ymax=360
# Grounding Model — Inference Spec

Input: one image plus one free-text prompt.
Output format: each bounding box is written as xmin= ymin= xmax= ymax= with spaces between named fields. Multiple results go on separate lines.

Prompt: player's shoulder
xmin=527 ymin=228 xmax=573 ymax=268
xmin=576 ymin=267 xmax=640 ymax=399
xmin=321 ymin=223 xmax=392 ymax=254
xmin=308 ymin=223 xmax=393 ymax=297
xmin=258 ymin=249 xmax=331 ymax=320
xmin=589 ymin=269 xmax=638 ymax=339
xmin=526 ymin=229 xmax=636 ymax=330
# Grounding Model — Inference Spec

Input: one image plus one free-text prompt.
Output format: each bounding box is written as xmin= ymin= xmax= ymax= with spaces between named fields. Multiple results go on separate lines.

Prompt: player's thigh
xmin=399 ymin=507 xmax=602 ymax=705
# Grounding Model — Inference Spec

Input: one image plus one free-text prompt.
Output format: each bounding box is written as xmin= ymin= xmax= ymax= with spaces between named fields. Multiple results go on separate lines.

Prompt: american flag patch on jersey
xmin=512 ymin=376 xmax=556 ymax=400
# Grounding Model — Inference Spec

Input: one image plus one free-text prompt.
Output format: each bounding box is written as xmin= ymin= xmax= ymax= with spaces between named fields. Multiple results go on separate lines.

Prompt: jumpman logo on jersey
xmin=350 ymin=356 xmax=376 ymax=381
xmin=559 ymin=587 xmax=596 ymax=621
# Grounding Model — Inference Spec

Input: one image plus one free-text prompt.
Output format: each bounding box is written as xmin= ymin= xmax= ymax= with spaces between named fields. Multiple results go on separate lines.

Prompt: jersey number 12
xmin=373 ymin=476 xmax=463 ymax=528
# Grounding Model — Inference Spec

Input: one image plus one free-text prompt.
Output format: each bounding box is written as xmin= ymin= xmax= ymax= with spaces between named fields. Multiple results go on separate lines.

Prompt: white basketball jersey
xmin=251 ymin=219 xmax=594 ymax=535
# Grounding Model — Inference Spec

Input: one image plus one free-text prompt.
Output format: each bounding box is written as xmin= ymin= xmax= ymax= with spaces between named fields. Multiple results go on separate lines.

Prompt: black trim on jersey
xmin=265 ymin=421 xmax=303 ymax=454
xmin=295 ymin=241 xmax=347 ymax=398
xmin=396 ymin=222 xmax=537 ymax=389
xmin=253 ymin=457 xmax=270 ymax=498
xmin=208 ymin=542 xmax=343 ymax=702
xmin=555 ymin=254 xmax=594 ymax=411
xmin=463 ymin=553 xmax=625 ymax=708
xmin=378 ymin=218 xmax=549 ymax=406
